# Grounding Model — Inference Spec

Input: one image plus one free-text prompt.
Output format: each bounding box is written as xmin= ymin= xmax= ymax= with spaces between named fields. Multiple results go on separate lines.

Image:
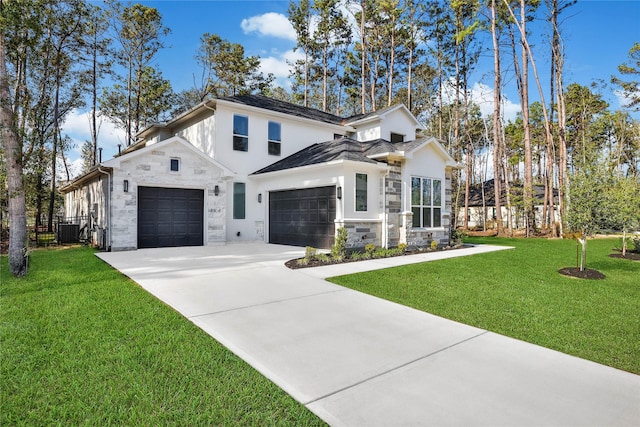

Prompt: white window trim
xmin=411 ymin=176 xmax=443 ymax=229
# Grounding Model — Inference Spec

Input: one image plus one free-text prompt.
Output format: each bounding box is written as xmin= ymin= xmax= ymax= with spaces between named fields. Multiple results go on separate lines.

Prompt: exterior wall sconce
xmin=258 ymin=193 xmax=262 ymax=203
xmin=123 ymin=180 xmax=129 ymax=193
xmin=214 ymin=185 xmax=220 ymax=196
xmin=337 ymin=186 xmax=342 ymax=199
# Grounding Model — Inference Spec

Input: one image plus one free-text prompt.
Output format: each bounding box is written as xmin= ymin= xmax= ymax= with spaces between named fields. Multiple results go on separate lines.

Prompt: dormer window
xmin=390 ymin=132 xmax=404 ymax=143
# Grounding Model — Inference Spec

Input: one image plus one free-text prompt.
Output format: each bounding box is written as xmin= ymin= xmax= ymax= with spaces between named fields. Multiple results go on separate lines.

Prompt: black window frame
xmin=268 ymin=121 xmax=281 ymax=156
xmin=233 ymin=114 xmax=249 ymax=152
xmin=233 ymin=182 xmax=246 ymax=219
xmin=355 ymin=173 xmax=368 ymax=212
xmin=170 ymin=158 xmax=180 ymax=172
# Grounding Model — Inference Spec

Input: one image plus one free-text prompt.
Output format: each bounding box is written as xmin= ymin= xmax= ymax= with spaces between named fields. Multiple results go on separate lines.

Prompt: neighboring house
xmin=61 ymin=95 xmax=458 ymax=251
xmin=459 ymin=179 xmax=559 ymax=230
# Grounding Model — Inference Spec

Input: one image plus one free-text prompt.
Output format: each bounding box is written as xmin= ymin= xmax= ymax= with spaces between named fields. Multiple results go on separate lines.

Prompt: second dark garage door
xmin=269 ymin=186 xmax=336 ymax=248
xmin=138 ymin=187 xmax=204 ymax=248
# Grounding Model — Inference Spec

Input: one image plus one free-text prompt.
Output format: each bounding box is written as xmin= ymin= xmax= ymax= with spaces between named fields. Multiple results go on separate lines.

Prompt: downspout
xmin=97 ymin=166 xmax=111 ymax=251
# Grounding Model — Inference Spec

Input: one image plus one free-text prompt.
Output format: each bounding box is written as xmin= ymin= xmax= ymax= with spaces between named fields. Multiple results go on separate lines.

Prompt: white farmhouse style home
xmin=61 ymin=95 xmax=458 ymax=251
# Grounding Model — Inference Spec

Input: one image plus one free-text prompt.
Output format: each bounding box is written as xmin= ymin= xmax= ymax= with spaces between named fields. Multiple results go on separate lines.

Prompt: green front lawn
xmin=1 ymin=247 xmax=324 ymax=426
xmin=329 ymin=237 xmax=640 ymax=375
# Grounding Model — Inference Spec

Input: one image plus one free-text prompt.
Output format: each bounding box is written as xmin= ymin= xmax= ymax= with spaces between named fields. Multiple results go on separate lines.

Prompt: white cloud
xmin=61 ymin=109 xmax=127 ymax=176
xmin=241 ymin=12 xmax=296 ymax=41
xmin=260 ymin=49 xmax=304 ymax=87
xmin=441 ymin=80 xmax=521 ymax=123
xmin=470 ymin=82 xmax=521 ymax=123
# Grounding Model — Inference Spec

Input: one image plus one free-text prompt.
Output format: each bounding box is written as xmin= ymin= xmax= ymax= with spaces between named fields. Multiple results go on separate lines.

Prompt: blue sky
xmin=63 ymin=0 xmax=640 ymax=173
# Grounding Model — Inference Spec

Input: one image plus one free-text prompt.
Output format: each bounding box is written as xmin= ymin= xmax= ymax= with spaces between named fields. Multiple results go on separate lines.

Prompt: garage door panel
xmin=269 ymin=186 xmax=336 ymax=249
xmin=138 ymin=187 xmax=204 ymax=248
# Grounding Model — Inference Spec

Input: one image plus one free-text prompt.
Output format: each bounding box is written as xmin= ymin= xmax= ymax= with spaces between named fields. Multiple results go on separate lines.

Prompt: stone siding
xmin=110 ymin=142 xmax=227 ymax=251
xmin=384 ymin=160 xmax=402 ymax=247
xmin=335 ymin=220 xmax=382 ymax=249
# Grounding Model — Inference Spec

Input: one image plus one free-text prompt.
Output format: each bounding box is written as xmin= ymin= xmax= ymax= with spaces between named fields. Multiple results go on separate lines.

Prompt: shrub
xmin=305 ymin=246 xmax=317 ymax=260
xmin=331 ymin=227 xmax=348 ymax=260
xmin=430 ymin=240 xmax=438 ymax=250
xmin=364 ymin=244 xmax=376 ymax=256
xmin=450 ymin=229 xmax=467 ymax=246
xmin=631 ymin=236 xmax=640 ymax=254
xmin=397 ymin=243 xmax=408 ymax=253
xmin=316 ymin=253 xmax=331 ymax=263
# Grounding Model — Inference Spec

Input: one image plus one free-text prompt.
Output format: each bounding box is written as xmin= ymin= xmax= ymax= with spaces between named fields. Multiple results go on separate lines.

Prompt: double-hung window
xmin=411 ymin=177 xmax=442 ymax=228
xmin=355 ymin=173 xmax=368 ymax=212
xmin=233 ymin=115 xmax=248 ymax=151
xmin=268 ymin=121 xmax=281 ymax=156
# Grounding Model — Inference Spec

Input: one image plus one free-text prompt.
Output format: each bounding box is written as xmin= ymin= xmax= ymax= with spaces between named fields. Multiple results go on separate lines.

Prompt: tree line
xmin=2 ymin=0 xmax=639 ymax=276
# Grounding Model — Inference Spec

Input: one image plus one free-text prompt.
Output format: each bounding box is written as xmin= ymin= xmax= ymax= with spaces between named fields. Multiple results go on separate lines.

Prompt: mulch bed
xmin=608 ymin=252 xmax=640 ymax=261
xmin=285 ymin=245 xmax=468 ymax=270
xmin=557 ymin=267 xmax=606 ymax=280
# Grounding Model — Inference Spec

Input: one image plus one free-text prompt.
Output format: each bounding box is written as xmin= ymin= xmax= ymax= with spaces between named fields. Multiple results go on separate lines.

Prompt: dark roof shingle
xmin=252 ymin=137 xmax=379 ymax=174
xmin=219 ymin=95 xmax=345 ymax=125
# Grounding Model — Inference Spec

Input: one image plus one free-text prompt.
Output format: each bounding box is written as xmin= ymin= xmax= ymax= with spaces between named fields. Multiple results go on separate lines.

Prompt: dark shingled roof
xmin=252 ymin=137 xmax=381 ymax=174
xmin=219 ymin=95 xmax=345 ymax=125
xmin=344 ymin=104 xmax=399 ymax=123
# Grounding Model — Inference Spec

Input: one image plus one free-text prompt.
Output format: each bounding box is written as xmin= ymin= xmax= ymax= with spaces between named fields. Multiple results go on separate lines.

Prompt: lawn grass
xmin=328 ymin=237 xmax=640 ymax=375
xmin=1 ymin=247 xmax=324 ymax=426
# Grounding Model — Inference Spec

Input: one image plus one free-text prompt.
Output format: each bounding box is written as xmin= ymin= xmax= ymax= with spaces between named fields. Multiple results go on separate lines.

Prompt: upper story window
xmin=355 ymin=173 xmax=368 ymax=212
xmin=233 ymin=114 xmax=248 ymax=152
xmin=170 ymin=158 xmax=180 ymax=172
xmin=268 ymin=121 xmax=281 ymax=156
xmin=390 ymin=132 xmax=404 ymax=143
xmin=411 ymin=177 xmax=442 ymax=228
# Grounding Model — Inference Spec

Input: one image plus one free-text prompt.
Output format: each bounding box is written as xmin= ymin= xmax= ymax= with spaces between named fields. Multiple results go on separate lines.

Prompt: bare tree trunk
xmin=91 ymin=29 xmax=98 ymax=165
xmin=387 ymin=24 xmax=395 ymax=107
xmin=1 ymin=30 xmax=28 ymax=276
xmin=360 ymin=0 xmax=366 ymax=113
xmin=490 ymin=0 xmax=504 ymax=235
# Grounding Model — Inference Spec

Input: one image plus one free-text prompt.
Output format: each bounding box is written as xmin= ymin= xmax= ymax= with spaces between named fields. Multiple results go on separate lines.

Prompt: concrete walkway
xmin=97 ymin=244 xmax=640 ymax=426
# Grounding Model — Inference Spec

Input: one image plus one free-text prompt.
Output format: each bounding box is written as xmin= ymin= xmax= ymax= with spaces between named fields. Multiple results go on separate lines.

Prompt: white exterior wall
xmin=248 ymin=161 xmax=387 ymax=245
xmin=213 ymin=104 xmax=348 ymax=243
xmin=63 ymin=175 xmax=109 ymax=247
xmin=108 ymin=141 xmax=228 ymax=250
xmin=355 ymin=122 xmax=381 ymax=141
xmin=379 ymin=110 xmax=417 ymax=141
xmin=401 ymin=144 xmax=449 ymax=245
xmin=175 ymin=113 xmax=217 ymax=157
xmin=214 ymin=104 xmax=343 ymax=175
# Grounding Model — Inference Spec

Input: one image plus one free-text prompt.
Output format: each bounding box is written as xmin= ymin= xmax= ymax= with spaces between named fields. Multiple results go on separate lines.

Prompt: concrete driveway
xmin=98 ymin=244 xmax=639 ymax=426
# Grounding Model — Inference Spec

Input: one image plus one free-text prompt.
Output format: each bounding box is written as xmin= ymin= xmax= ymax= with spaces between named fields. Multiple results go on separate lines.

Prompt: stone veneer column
xmin=384 ymin=160 xmax=402 ymax=247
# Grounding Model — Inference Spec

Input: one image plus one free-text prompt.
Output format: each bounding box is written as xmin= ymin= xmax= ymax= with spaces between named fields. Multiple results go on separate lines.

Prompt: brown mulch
xmin=285 ymin=245 xmax=469 ymax=270
xmin=608 ymin=252 xmax=640 ymax=261
xmin=557 ymin=267 xmax=606 ymax=280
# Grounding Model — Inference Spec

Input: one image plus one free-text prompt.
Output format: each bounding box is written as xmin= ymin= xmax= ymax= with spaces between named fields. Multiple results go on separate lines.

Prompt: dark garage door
xmin=138 ymin=187 xmax=204 ymax=248
xmin=269 ymin=186 xmax=336 ymax=249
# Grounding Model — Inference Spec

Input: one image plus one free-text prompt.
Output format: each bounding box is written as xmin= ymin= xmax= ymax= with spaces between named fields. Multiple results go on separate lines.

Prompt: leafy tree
xmin=102 ymin=65 xmax=173 ymax=131
xmin=288 ymin=0 xmax=315 ymax=107
xmin=195 ymin=33 xmax=274 ymax=99
xmin=564 ymin=83 xmax=609 ymax=169
xmin=106 ymin=1 xmax=170 ymax=145
xmin=567 ymin=160 xmax=608 ymax=271
xmin=83 ymin=2 xmax=112 ymax=167
xmin=611 ymin=42 xmax=640 ymax=112
xmin=604 ymin=175 xmax=640 ymax=256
